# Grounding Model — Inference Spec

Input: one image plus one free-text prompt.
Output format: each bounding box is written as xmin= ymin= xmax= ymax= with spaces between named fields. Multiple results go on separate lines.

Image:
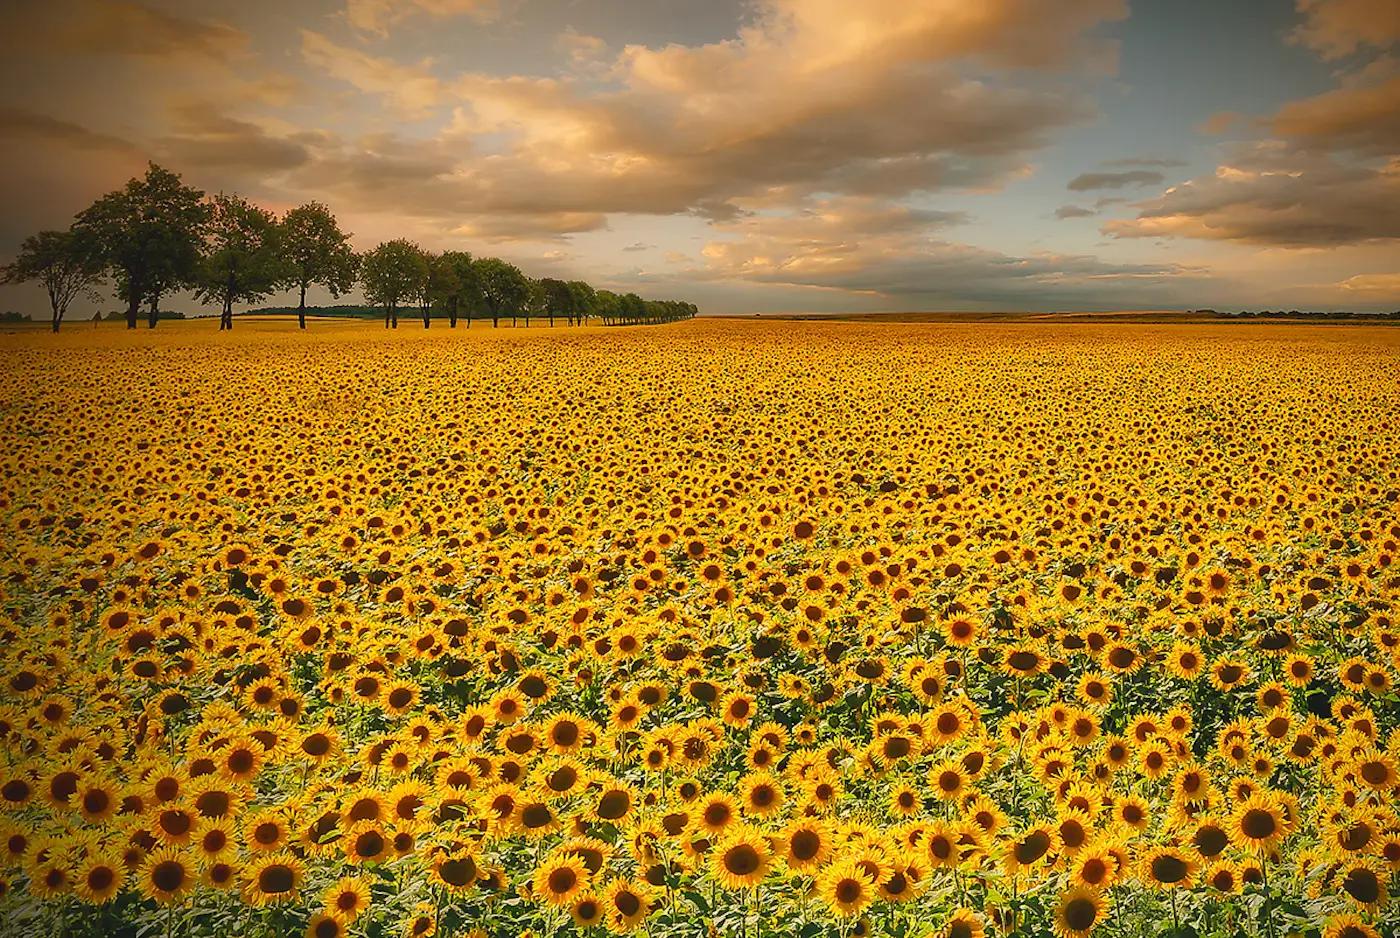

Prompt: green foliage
xmin=280 ymin=202 xmax=358 ymax=327
xmin=0 ymin=228 xmax=104 ymax=331
xmin=361 ymin=240 xmax=430 ymax=328
xmin=196 ymin=194 xmax=287 ymax=331
xmin=73 ymin=162 xmax=210 ymax=328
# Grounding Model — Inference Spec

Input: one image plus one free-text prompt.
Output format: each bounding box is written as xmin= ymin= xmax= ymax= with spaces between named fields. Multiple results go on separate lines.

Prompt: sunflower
xmin=593 ymin=783 xmax=635 ymax=823
xmin=1111 ymin=795 xmax=1150 ymax=833
xmin=695 ymin=793 xmax=738 ymax=834
xmin=1334 ymin=859 xmax=1387 ymax=911
xmin=570 ymin=893 xmax=605 ymax=929
xmin=739 ymin=772 xmax=784 ymax=817
xmin=244 ymin=852 xmax=304 ymax=906
xmin=1229 ymin=793 xmax=1288 ymax=853
xmin=941 ymin=908 xmax=986 ymax=938
xmin=1204 ymin=860 xmax=1240 ymax=894
xmin=306 ymin=914 xmax=346 ymax=938
xmin=139 ymin=847 xmax=195 ymax=905
xmin=344 ymin=821 xmax=392 ymax=865
xmin=710 ymin=828 xmax=770 ymax=889
xmin=1354 ymin=751 xmax=1397 ymax=792
xmin=928 ymin=760 xmax=968 ymax=801
xmin=73 ymin=852 xmax=125 ymax=904
xmin=1054 ymin=886 xmax=1107 ymax=938
xmin=780 ymin=819 xmax=831 ymax=871
xmin=1209 ymin=658 xmax=1250 ymax=691
xmin=719 ymin=691 xmax=756 ymax=727
xmin=323 ymin=875 xmax=372 ymax=923
xmin=1141 ymin=847 xmax=1196 ymax=889
xmin=888 ymin=782 xmax=921 ymax=817
xmin=1322 ymin=914 xmax=1381 ymax=938
xmin=432 ymin=851 xmax=480 ymax=895
xmin=1005 ymin=825 xmax=1055 ymax=875
xmin=1070 ymin=845 xmax=1118 ymax=889
xmin=817 ymin=858 xmax=876 ymax=918
xmin=533 ymin=856 xmax=589 ymax=913
xmin=604 ymin=878 xmax=653 ymax=932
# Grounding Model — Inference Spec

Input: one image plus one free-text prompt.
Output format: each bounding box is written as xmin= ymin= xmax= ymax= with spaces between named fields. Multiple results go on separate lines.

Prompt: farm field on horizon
xmin=0 ymin=318 xmax=1396 ymax=938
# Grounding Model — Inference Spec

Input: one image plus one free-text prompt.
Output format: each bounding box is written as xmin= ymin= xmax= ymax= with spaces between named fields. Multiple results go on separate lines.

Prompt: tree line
xmin=0 ymin=163 xmax=699 ymax=332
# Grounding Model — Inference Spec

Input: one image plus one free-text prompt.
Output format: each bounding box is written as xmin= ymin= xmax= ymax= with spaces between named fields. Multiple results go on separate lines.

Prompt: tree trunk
xmin=492 ymin=309 xmax=499 ymax=328
xmin=298 ymin=283 xmax=307 ymax=330
xmin=385 ymin=304 xmax=391 ymax=328
xmin=391 ymin=303 xmax=398 ymax=328
xmin=147 ymin=294 xmax=159 ymax=329
xmin=548 ymin=310 xmax=554 ymax=327
xmin=422 ymin=302 xmax=430 ymax=329
xmin=220 ymin=294 xmax=233 ymax=331
xmin=51 ymin=312 xmax=60 ymax=333
xmin=449 ymin=298 xmax=458 ymax=328
xmin=126 ymin=290 xmax=138 ymax=329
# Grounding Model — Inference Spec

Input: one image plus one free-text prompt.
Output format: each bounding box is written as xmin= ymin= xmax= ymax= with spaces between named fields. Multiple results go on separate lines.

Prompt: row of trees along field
xmin=0 ymin=163 xmax=699 ymax=332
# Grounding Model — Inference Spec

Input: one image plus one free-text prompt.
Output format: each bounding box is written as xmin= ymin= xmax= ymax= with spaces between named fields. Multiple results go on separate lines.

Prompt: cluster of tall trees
xmin=0 ymin=163 xmax=698 ymax=332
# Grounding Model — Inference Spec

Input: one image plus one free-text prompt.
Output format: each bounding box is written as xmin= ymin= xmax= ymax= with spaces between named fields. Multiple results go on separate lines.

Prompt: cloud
xmin=1067 ymin=170 xmax=1166 ymax=190
xmin=0 ymin=107 xmax=141 ymax=155
xmin=300 ymin=31 xmax=445 ymax=118
xmin=1104 ymin=147 xmax=1400 ymax=246
xmin=292 ymin=0 xmax=1126 ymax=229
xmin=686 ymin=197 xmax=1201 ymax=308
xmin=345 ymin=0 xmax=499 ymax=37
xmin=156 ymin=108 xmax=311 ymax=174
xmin=1102 ymin=157 xmax=1185 ymax=167
xmin=1055 ymin=204 xmax=1096 ymax=219
xmin=556 ymin=29 xmax=608 ymax=65
xmin=1 ymin=0 xmax=247 ymax=61
xmin=1336 ymin=272 xmax=1400 ymax=299
xmin=1267 ymin=71 xmax=1400 ymax=155
xmin=1292 ymin=0 xmax=1400 ymax=60
xmin=1197 ymin=111 xmax=1243 ymax=135
xmin=622 ymin=242 xmax=652 ymax=252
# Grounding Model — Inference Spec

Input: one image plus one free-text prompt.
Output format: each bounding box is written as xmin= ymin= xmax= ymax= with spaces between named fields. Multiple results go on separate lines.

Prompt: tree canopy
xmin=0 ymin=229 xmax=104 ymax=332
xmin=73 ymin=162 xmax=210 ymax=329
xmin=361 ymin=239 xmax=430 ymax=329
xmin=196 ymin=194 xmax=286 ymax=332
xmin=6 ymin=161 xmax=698 ymax=331
xmin=280 ymin=202 xmax=358 ymax=330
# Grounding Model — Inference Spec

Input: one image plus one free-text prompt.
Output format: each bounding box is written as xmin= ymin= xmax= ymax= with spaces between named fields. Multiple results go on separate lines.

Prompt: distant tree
xmin=434 ymin=250 xmax=478 ymax=327
xmin=565 ymin=280 xmax=596 ymax=326
xmin=594 ymin=289 xmax=621 ymax=325
xmin=0 ymin=229 xmax=105 ymax=332
xmin=74 ymin=163 xmax=209 ymax=329
xmin=537 ymin=278 xmax=574 ymax=327
xmin=473 ymin=257 xmax=529 ymax=328
xmin=414 ymin=248 xmax=440 ymax=328
xmin=196 ymin=194 xmax=286 ymax=331
xmin=362 ymin=240 xmax=429 ymax=329
xmin=280 ymin=202 xmax=357 ymax=330
xmin=524 ymin=277 xmax=549 ymax=328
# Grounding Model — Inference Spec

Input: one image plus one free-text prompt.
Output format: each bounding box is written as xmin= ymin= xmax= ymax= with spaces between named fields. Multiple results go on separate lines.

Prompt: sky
xmin=0 ymin=0 xmax=1397 ymax=316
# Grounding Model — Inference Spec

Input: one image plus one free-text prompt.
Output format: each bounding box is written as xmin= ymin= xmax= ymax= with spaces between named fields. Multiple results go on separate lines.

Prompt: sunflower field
xmin=0 ymin=319 xmax=1397 ymax=938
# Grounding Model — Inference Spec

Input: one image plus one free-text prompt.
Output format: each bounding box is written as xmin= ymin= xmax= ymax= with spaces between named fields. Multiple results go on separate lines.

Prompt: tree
xmin=434 ymin=250 xmax=478 ymax=327
xmin=593 ymin=289 xmax=621 ymax=325
xmin=280 ymin=202 xmax=357 ymax=330
xmin=361 ymin=240 xmax=429 ymax=329
xmin=0 ymin=229 xmax=104 ymax=332
xmin=473 ymin=257 xmax=529 ymax=328
xmin=416 ymin=249 xmax=438 ymax=328
xmin=196 ymin=194 xmax=286 ymax=331
xmin=538 ymin=278 xmax=574 ymax=327
xmin=565 ymin=280 xmax=596 ymax=326
xmin=73 ymin=162 xmax=209 ymax=329
xmin=524 ymin=277 xmax=548 ymax=327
